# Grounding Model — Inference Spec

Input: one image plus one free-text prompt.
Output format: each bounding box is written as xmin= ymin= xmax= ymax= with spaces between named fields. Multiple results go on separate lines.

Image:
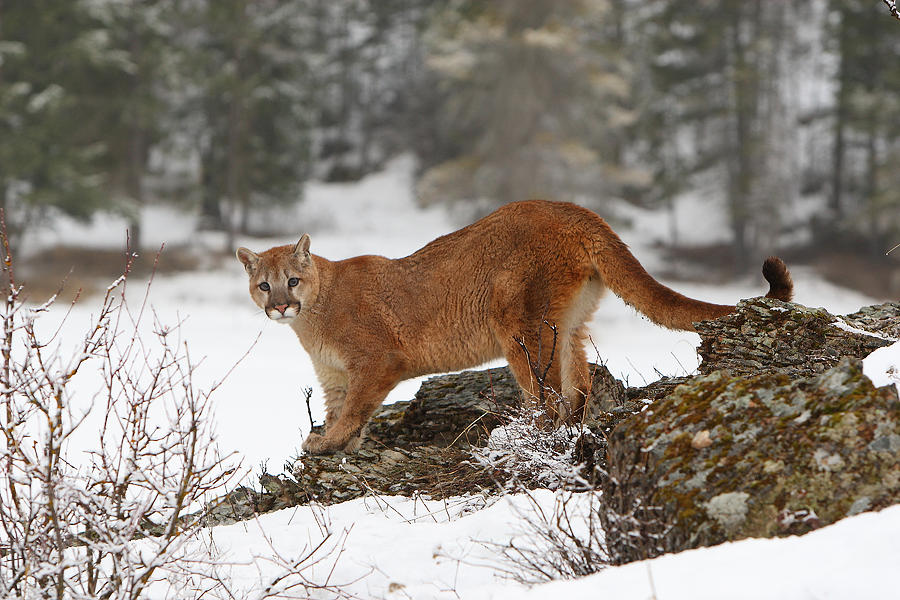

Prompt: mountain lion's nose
xmin=274 ymin=304 xmax=288 ymax=314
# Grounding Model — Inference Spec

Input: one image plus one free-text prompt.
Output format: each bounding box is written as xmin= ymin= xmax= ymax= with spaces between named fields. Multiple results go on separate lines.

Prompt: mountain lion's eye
xmin=258 ymin=282 xmax=271 ymax=292
xmin=288 ymin=277 xmax=299 ymax=288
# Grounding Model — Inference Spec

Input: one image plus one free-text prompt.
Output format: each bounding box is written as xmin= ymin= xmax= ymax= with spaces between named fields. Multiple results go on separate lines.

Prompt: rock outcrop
xmin=205 ymin=363 xmax=631 ymax=525
xmin=606 ymin=357 xmax=900 ymax=552
xmin=694 ymin=298 xmax=895 ymax=378
xmin=205 ymin=300 xmax=899 ymax=538
xmin=602 ymin=299 xmax=899 ymax=555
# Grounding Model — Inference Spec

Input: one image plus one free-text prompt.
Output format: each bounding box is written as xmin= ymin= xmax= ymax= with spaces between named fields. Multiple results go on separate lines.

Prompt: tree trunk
xmin=830 ymin=16 xmax=848 ymax=223
xmin=126 ymin=28 xmax=145 ymax=251
xmin=0 ymin=0 xmax=10 ymax=255
xmin=864 ymin=125 xmax=881 ymax=258
xmin=863 ymin=6 xmax=883 ymax=258
xmin=226 ymin=94 xmax=245 ymax=246
xmin=127 ymin=218 xmax=141 ymax=252
xmin=728 ymin=4 xmax=753 ymax=271
xmin=199 ymin=150 xmax=224 ymax=231
xmin=229 ymin=0 xmax=249 ymax=244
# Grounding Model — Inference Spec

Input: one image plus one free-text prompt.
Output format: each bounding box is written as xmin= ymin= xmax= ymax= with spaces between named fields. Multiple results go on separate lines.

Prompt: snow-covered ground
xmin=23 ymin=156 xmax=900 ymax=599
xmin=172 ymin=491 xmax=900 ymax=599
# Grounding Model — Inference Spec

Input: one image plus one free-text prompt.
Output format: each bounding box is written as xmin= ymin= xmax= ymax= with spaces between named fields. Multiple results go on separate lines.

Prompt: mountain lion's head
xmin=236 ymin=235 xmax=318 ymax=323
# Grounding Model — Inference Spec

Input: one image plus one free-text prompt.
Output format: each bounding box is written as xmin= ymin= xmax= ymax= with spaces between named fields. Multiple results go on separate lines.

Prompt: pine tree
xmin=0 ymin=1 xmax=116 ymax=248
xmin=827 ymin=0 xmax=900 ymax=255
xmin=82 ymin=0 xmax=177 ymax=249
xmin=642 ymin=0 xmax=803 ymax=268
xmin=417 ymin=0 xmax=643 ymax=213
xmin=179 ymin=0 xmax=312 ymax=245
xmin=304 ymin=0 xmax=434 ymax=181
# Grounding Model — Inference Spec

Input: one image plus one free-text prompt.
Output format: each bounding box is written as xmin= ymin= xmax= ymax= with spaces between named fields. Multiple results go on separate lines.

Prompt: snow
xmin=832 ymin=318 xmax=895 ymax=341
xmin=26 ymin=203 xmax=199 ymax=253
xmin=498 ymin=503 xmax=900 ymax=600
xmin=21 ymin=156 xmax=899 ymax=599
xmin=863 ymin=340 xmax=900 ymax=396
xmin=167 ymin=491 xmax=900 ymax=599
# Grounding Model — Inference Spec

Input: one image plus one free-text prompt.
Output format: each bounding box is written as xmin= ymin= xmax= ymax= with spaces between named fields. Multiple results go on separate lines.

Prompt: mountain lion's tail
xmin=588 ymin=218 xmax=793 ymax=332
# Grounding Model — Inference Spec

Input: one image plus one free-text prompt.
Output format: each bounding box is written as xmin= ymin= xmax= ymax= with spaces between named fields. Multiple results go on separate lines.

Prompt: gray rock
xmin=841 ymin=302 xmax=900 ymax=340
xmin=202 ymin=299 xmax=900 ymax=536
xmin=695 ymin=298 xmax=892 ymax=378
xmin=606 ymin=357 xmax=900 ymax=550
xmin=203 ymin=364 xmax=628 ymax=525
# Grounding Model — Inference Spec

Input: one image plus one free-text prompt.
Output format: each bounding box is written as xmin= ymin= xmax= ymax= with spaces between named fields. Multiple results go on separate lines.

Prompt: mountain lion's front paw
xmin=302 ymin=432 xmax=344 ymax=455
xmin=301 ymin=432 xmax=328 ymax=454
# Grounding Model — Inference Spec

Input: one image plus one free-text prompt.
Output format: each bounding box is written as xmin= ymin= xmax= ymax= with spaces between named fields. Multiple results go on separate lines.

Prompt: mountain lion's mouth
xmin=266 ymin=303 xmax=301 ymax=321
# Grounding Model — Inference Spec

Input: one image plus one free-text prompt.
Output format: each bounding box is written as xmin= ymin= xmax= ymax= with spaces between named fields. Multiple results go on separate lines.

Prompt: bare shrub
xmin=473 ymin=408 xmax=598 ymax=490
xmin=598 ymin=442 xmax=674 ymax=566
xmin=474 ymin=316 xmax=608 ymax=491
xmin=243 ymin=504 xmax=360 ymax=600
xmin=489 ymin=491 xmax=606 ymax=584
xmin=0 ymin=230 xmax=235 ymax=597
xmin=490 ymin=454 xmax=673 ymax=585
xmin=0 ymin=223 xmax=353 ymax=599
xmin=482 ymin=319 xmax=673 ymax=581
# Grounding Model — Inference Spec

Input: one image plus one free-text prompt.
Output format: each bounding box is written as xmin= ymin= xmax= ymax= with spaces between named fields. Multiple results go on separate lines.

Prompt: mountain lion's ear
xmin=293 ymin=234 xmax=311 ymax=263
xmin=236 ymin=247 xmax=259 ymax=274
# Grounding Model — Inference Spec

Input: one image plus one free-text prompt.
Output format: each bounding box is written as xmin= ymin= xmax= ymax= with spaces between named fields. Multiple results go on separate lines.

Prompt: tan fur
xmin=237 ymin=200 xmax=793 ymax=454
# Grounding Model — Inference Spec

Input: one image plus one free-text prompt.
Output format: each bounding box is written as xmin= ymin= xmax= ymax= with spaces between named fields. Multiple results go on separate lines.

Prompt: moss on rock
xmin=607 ymin=357 xmax=900 ymax=549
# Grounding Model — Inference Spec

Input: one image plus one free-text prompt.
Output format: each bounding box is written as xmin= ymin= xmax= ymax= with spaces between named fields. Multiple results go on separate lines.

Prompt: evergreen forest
xmin=1 ymin=0 xmax=898 ymax=277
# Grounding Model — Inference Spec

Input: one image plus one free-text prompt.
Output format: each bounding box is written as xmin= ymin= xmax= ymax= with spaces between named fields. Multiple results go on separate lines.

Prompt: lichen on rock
xmin=695 ymin=298 xmax=893 ymax=378
xmin=704 ymin=492 xmax=750 ymax=531
xmin=606 ymin=356 xmax=900 ymax=550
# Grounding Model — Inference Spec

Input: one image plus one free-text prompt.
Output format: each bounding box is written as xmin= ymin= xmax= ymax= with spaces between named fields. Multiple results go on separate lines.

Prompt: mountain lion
xmin=237 ymin=200 xmax=793 ymax=454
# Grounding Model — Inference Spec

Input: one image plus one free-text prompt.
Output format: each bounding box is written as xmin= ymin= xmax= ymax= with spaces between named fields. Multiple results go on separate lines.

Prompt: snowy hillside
xmin=160 ymin=492 xmax=900 ymax=599
xmin=23 ymin=157 xmax=900 ymax=599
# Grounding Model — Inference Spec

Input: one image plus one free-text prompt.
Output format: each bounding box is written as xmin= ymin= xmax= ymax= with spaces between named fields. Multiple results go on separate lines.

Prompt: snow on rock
xmin=864 ymin=340 xmax=900 ymax=395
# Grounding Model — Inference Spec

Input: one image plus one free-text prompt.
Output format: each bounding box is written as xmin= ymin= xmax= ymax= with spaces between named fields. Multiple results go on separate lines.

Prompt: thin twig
xmin=647 ymin=562 xmax=659 ymax=600
xmin=302 ymin=386 xmax=316 ymax=430
xmin=444 ymin=410 xmax=491 ymax=449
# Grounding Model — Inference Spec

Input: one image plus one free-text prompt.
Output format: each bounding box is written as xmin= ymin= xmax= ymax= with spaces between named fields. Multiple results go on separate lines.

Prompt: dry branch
xmin=0 ymin=220 xmax=352 ymax=599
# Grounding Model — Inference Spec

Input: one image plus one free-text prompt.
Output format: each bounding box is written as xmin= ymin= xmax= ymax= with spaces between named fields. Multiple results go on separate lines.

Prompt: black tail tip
xmin=762 ymin=256 xmax=794 ymax=302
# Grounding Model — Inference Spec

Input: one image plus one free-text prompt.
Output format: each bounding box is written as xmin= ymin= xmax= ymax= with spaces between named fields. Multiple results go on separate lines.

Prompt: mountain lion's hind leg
xmin=560 ymin=327 xmax=590 ymax=424
xmin=489 ymin=276 xmax=574 ymax=425
xmin=493 ymin=319 xmax=567 ymax=426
